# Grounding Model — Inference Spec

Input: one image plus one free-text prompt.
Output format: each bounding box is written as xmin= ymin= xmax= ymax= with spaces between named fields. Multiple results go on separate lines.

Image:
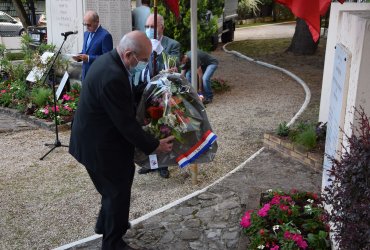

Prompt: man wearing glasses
xmin=73 ymin=11 xmax=113 ymax=81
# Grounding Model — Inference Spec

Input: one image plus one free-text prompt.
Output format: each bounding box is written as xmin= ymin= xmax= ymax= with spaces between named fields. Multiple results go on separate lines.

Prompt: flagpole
xmin=190 ymin=0 xmax=198 ymax=185
xmin=153 ymin=0 xmax=158 ymax=75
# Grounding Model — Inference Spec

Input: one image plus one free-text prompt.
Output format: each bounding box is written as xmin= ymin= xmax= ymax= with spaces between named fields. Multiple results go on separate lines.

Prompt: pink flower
xmin=281 ymin=196 xmax=292 ymax=202
xmin=270 ymin=195 xmax=281 ymax=205
xmin=285 ymin=232 xmax=308 ymax=249
xmin=292 ymin=234 xmax=308 ymax=249
xmin=63 ymin=105 xmax=72 ymax=112
xmin=279 ymin=204 xmax=289 ymax=211
xmin=240 ymin=210 xmax=253 ymax=228
xmin=51 ymin=106 xmax=60 ymax=112
xmin=62 ymin=94 xmax=71 ymax=101
xmin=43 ymin=107 xmax=49 ymax=115
xmin=258 ymin=203 xmax=271 ymax=217
xmin=284 ymin=231 xmax=293 ymax=239
xmin=270 ymin=246 xmax=279 ymax=250
xmin=1 ymin=89 xmax=6 ymax=93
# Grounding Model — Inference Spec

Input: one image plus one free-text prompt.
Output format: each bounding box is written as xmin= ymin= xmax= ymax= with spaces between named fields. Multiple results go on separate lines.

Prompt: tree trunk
xmin=11 ymin=0 xmax=31 ymax=28
xmin=287 ymin=18 xmax=318 ymax=55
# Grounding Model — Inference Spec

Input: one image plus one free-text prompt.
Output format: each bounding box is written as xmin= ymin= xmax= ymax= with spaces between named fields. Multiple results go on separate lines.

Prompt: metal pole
xmin=190 ymin=0 xmax=197 ymax=90
xmin=153 ymin=0 xmax=158 ymax=75
xmin=190 ymin=0 xmax=198 ymax=185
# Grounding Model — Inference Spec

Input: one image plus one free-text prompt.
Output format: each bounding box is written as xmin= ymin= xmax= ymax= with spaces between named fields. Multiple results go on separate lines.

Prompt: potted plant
xmin=240 ymin=189 xmax=330 ymax=249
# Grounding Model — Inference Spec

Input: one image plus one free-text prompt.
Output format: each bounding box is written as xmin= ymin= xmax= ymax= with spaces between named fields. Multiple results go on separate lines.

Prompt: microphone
xmin=61 ymin=31 xmax=78 ymax=37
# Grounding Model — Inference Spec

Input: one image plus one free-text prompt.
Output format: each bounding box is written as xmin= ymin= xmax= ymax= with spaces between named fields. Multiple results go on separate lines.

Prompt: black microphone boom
xmin=61 ymin=31 xmax=78 ymax=37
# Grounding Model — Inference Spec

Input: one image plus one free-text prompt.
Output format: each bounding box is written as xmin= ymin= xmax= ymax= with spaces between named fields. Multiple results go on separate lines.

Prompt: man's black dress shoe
xmin=94 ymin=226 xmax=103 ymax=235
xmin=159 ymin=168 xmax=169 ymax=178
xmin=138 ymin=168 xmax=155 ymax=174
xmin=95 ymin=222 xmax=131 ymax=235
xmin=203 ymin=98 xmax=212 ymax=105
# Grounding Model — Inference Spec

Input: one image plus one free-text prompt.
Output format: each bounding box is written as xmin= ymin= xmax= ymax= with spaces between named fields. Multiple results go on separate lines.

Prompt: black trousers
xmin=87 ymin=166 xmax=135 ymax=250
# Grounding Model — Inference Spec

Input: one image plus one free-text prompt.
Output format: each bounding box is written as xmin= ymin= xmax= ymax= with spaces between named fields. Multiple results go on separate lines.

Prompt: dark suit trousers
xmin=86 ymin=167 xmax=135 ymax=250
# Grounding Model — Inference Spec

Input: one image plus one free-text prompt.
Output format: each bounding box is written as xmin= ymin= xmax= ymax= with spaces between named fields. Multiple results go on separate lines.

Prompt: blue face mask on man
xmin=145 ymin=27 xmax=157 ymax=40
xmin=129 ymin=54 xmax=148 ymax=75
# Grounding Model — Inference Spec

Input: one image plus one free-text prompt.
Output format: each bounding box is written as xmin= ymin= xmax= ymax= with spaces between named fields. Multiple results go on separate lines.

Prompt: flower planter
xmin=263 ymin=133 xmax=324 ymax=172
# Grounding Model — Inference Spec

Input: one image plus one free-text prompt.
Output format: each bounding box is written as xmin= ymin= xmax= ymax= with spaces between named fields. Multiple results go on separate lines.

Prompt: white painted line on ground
xmin=222 ymin=44 xmax=311 ymax=127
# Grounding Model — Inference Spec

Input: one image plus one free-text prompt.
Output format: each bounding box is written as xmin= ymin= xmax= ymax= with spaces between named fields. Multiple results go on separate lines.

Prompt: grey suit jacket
xmin=152 ymin=36 xmax=181 ymax=74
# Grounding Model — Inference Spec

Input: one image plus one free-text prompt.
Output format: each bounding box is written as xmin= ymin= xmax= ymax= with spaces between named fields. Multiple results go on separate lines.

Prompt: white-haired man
xmin=69 ymin=30 xmax=174 ymax=250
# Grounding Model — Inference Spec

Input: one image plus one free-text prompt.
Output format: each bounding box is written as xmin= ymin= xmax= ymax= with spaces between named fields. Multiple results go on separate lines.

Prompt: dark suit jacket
xmin=69 ymin=49 xmax=159 ymax=178
xmin=81 ymin=26 xmax=113 ymax=80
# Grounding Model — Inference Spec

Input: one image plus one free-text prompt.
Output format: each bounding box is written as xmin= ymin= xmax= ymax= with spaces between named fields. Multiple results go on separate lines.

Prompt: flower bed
xmin=240 ymin=190 xmax=330 ymax=250
xmin=263 ymin=133 xmax=323 ymax=172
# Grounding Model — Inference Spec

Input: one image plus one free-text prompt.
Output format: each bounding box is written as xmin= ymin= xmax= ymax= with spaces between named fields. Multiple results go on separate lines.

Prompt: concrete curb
xmin=0 ymin=106 xmax=55 ymax=131
xmin=222 ymin=44 xmax=311 ymax=127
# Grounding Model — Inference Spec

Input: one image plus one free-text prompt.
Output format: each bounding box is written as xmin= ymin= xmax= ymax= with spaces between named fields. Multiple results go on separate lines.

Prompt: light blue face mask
xmin=136 ymin=61 xmax=148 ymax=70
xmin=145 ymin=27 xmax=157 ymax=40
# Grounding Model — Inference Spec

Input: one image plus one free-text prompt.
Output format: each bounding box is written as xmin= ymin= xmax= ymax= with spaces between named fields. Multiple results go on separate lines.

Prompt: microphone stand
xmin=40 ymin=34 xmax=70 ymax=160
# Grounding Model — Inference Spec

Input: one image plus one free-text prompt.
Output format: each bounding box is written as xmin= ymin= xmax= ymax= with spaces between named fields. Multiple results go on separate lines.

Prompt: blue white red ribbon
xmin=176 ymin=130 xmax=217 ymax=168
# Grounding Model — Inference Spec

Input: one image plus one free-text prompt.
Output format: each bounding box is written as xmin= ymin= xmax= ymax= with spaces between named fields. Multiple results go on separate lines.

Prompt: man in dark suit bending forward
xmin=69 ymin=31 xmax=174 ymax=250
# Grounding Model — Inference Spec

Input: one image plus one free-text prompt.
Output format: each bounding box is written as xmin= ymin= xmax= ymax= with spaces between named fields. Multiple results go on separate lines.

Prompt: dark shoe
xmin=159 ymin=168 xmax=169 ymax=178
xmin=123 ymin=245 xmax=139 ymax=250
xmin=138 ymin=168 xmax=154 ymax=174
xmin=95 ymin=222 xmax=130 ymax=235
xmin=94 ymin=226 xmax=103 ymax=235
xmin=203 ymin=98 xmax=212 ymax=104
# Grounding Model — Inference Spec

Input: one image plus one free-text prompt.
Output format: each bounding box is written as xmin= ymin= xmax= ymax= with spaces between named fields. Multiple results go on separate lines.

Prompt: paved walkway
xmin=234 ymin=22 xmax=295 ymax=41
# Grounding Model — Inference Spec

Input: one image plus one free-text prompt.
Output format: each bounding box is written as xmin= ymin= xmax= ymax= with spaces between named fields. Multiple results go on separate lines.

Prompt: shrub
xmin=294 ymin=126 xmax=317 ymax=150
xmin=31 ymin=87 xmax=52 ymax=107
xmin=158 ymin=0 xmax=223 ymax=52
xmin=210 ymin=77 xmax=230 ymax=93
xmin=238 ymin=0 xmax=262 ymax=19
xmin=322 ymin=107 xmax=370 ymax=250
xmin=276 ymin=121 xmax=290 ymax=137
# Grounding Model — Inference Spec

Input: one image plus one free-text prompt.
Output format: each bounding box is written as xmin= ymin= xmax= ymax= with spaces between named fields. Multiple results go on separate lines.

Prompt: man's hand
xmin=155 ymin=135 xmax=175 ymax=153
xmin=72 ymin=54 xmax=88 ymax=62
xmin=168 ymin=67 xmax=178 ymax=73
xmin=72 ymin=55 xmax=82 ymax=62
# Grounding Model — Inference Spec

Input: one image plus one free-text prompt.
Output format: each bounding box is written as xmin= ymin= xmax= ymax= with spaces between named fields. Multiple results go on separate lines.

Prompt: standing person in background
xmin=136 ymin=13 xmax=181 ymax=178
xmin=181 ymin=49 xmax=218 ymax=104
xmin=132 ymin=0 xmax=151 ymax=32
xmin=72 ymin=11 xmax=113 ymax=81
xmin=144 ymin=13 xmax=181 ymax=75
xmin=69 ymin=31 xmax=174 ymax=250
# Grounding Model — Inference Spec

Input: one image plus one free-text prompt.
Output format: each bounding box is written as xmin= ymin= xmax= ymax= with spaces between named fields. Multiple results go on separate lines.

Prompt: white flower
xmin=257 ymin=245 xmax=265 ymax=249
xmin=304 ymin=204 xmax=313 ymax=214
xmin=267 ymin=189 xmax=273 ymax=193
xmin=273 ymin=225 xmax=280 ymax=231
xmin=307 ymin=199 xmax=314 ymax=203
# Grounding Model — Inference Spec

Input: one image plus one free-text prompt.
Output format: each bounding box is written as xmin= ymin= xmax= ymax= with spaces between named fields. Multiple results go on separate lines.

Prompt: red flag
xmin=275 ymin=0 xmax=331 ymax=42
xmin=163 ymin=0 xmax=180 ymax=18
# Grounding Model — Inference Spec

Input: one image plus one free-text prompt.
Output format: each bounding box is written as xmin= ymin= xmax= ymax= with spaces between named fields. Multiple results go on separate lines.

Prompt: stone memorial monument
xmin=46 ymin=0 xmax=132 ymax=54
xmin=319 ymin=3 xmax=370 ymax=188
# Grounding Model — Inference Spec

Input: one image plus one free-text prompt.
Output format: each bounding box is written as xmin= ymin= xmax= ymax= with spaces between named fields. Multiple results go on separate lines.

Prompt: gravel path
xmin=0 ymin=47 xmax=305 ymax=249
